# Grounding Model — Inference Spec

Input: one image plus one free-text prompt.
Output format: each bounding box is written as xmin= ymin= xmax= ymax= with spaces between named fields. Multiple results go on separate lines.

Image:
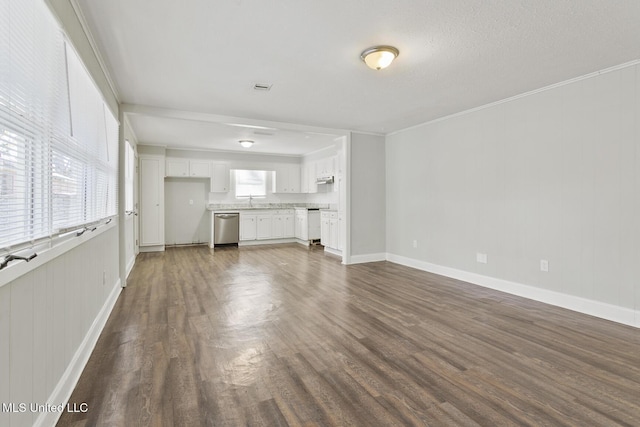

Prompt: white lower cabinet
xmin=239 ymin=210 xmax=294 ymax=242
xmin=284 ymin=213 xmax=295 ymax=238
xmin=240 ymin=214 xmax=256 ymax=241
xmin=272 ymin=210 xmax=294 ymax=239
xmin=320 ymin=213 xmax=330 ymax=246
xmin=295 ymin=210 xmax=308 ymax=241
xmin=257 ymin=214 xmax=272 ymax=240
xmin=329 ymin=217 xmax=339 ymax=247
xmin=320 ymin=211 xmax=341 ymax=251
xmin=272 ymin=214 xmax=284 ymax=239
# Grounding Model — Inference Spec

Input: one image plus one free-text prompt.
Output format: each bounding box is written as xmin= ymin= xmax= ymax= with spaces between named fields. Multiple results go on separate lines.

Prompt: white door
xmin=140 ymin=157 xmax=163 ymax=245
xmin=124 ymin=140 xmax=138 ymax=276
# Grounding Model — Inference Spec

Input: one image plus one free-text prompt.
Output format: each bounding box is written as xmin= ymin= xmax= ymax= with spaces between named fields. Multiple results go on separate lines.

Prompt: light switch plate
xmin=476 ymin=253 xmax=487 ymax=264
xmin=540 ymin=259 xmax=549 ymax=272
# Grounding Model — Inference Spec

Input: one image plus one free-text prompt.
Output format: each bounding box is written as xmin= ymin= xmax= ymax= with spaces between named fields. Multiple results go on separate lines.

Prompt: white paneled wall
xmin=386 ymin=63 xmax=640 ymax=327
xmin=0 ymin=226 xmax=121 ymax=427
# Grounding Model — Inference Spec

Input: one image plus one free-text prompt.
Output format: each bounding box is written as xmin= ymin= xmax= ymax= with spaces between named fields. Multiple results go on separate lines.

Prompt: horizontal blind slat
xmin=1 ymin=0 xmax=119 ymax=251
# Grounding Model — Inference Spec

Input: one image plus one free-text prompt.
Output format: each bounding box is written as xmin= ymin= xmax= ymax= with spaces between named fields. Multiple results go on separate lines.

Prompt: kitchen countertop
xmin=206 ymin=203 xmax=329 ymax=211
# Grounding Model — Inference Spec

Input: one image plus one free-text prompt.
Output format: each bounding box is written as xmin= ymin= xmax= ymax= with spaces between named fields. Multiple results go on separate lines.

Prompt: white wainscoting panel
xmin=0 ymin=225 xmax=122 ymax=427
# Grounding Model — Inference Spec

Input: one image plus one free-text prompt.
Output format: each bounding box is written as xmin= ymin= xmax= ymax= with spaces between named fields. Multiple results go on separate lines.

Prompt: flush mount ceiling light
xmin=360 ymin=45 xmax=399 ymax=70
xmin=239 ymin=140 xmax=254 ymax=148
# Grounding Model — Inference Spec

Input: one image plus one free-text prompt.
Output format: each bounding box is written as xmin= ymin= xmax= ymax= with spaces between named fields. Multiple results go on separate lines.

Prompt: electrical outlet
xmin=540 ymin=259 xmax=549 ymax=272
xmin=476 ymin=253 xmax=487 ymax=264
xmin=189 ymin=199 xmax=194 ymax=205
xmin=412 ymin=240 xmax=418 ymax=248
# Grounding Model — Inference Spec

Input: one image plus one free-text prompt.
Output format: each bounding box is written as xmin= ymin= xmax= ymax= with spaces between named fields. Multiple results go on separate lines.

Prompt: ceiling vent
xmin=253 ymin=82 xmax=272 ymax=91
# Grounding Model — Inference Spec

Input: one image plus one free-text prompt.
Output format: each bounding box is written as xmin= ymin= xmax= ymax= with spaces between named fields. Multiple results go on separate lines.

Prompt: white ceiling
xmin=76 ymin=0 xmax=640 ymax=154
xmin=126 ymin=113 xmax=344 ymax=156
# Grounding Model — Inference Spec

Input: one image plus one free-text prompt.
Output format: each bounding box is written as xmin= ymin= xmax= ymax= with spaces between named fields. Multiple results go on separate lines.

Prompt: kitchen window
xmin=235 ymin=170 xmax=267 ymax=198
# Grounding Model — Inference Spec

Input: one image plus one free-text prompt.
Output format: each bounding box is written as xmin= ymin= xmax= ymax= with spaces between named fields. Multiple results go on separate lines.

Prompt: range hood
xmin=316 ymin=176 xmax=334 ymax=184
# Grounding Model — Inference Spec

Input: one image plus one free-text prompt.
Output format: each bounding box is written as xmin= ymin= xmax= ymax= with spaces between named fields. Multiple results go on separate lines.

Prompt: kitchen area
xmin=137 ymin=135 xmax=347 ymax=261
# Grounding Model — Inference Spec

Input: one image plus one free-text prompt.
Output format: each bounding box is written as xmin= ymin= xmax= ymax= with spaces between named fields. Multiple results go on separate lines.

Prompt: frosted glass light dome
xmin=360 ymin=46 xmax=399 ymax=70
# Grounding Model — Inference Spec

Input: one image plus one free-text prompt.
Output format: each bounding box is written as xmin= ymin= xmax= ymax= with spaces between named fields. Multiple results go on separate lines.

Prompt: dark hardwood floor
xmin=57 ymin=244 xmax=640 ymax=426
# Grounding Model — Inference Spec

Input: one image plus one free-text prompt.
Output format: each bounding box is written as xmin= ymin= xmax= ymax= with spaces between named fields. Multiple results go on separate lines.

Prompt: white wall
xmin=0 ymin=226 xmax=121 ymax=427
xmin=165 ymin=178 xmax=210 ymax=245
xmin=386 ymin=63 xmax=640 ymax=326
xmin=350 ymin=133 xmax=386 ymax=259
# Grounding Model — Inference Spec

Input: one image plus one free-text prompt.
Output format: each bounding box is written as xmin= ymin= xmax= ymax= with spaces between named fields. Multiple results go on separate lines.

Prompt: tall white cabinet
xmin=139 ymin=155 xmax=165 ymax=251
xmin=211 ymin=163 xmax=230 ymax=192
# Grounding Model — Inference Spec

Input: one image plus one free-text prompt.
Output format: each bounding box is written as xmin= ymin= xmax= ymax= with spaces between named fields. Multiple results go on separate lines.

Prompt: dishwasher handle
xmin=215 ymin=214 xmax=238 ymax=219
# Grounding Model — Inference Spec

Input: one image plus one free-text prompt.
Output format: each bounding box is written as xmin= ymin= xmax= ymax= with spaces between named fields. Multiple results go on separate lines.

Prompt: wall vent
xmin=253 ymin=83 xmax=272 ymax=91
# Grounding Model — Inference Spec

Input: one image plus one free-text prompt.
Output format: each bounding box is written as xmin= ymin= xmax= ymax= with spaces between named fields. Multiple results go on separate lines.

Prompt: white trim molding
xmin=386 ymin=253 xmax=640 ymax=329
xmin=388 ymin=59 xmax=640 ymax=137
xmin=348 ymin=253 xmax=387 ymax=264
xmin=66 ymin=0 xmax=121 ymax=102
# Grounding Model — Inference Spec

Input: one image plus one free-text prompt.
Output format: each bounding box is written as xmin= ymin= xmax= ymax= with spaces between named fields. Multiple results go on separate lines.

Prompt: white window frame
xmin=234 ymin=169 xmax=267 ymax=199
xmin=0 ymin=0 xmax=118 ymax=260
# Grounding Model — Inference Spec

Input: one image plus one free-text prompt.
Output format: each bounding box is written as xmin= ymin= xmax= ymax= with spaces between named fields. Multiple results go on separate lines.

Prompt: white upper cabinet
xmin=165 ymin=158 xmax=211 ymax=178
xmin=273 ymin=165 xmax=301 ymax=193
xmin=189 ymin=160 xmax=211 ymax=177
xmin=300 ymin=164 xmax=308 ymax=193
xmin=306 ymin=162 xmax=317 ymax=193
xmin=211 ymin=163 xmax=230 ymax=192
xmin=166 ymin=158 xmax=189 ymax=177
xmin=316 ymin=157 xmax=335 ymax=178
xmin=289 ymin=166 xmax=301 ymax=192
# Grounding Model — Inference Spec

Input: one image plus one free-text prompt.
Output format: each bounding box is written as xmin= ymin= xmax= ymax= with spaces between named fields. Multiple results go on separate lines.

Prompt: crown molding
xmin=68 ymin=0 xmax=121 ymax=102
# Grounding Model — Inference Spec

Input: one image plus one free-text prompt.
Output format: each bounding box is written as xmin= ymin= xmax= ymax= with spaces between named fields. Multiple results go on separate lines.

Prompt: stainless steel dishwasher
xmin=214 ymin=213 xmax=239 ymax=245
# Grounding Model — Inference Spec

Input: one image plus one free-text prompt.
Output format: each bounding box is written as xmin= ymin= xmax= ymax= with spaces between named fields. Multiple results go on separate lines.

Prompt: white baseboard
xmin=139 ymin=244 xmax=164 ymax=253
xmin=36 ymin=280 xmax=123 ymax=427
xmin=349 ymin=252 xmax=386 ymax=264
xmin=238 ymin=238 xmax=298 ymax=246
xmin=126 ymin=255 xmax=136 ymax=279
xmin=323 ymin=247 xmax=342 ymax=257
xmin=386 ymin=253 xmax=640 ymax=329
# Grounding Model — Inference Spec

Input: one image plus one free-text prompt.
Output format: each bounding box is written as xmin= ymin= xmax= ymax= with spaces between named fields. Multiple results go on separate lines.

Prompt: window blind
xmin=0 ymin=0 xmax=118 ymax=251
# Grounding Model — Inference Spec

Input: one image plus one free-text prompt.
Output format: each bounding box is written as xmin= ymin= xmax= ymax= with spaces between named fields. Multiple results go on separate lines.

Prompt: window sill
xmin=0 ymin=219 xmax=117 ymax=288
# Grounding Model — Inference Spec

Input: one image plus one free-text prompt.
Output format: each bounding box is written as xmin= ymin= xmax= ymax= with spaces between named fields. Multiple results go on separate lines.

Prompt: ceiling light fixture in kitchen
xmin=360 ymin=45 xmax=399 ymax=70
xmin=239 ymin=140 xmax=254 ymax=148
